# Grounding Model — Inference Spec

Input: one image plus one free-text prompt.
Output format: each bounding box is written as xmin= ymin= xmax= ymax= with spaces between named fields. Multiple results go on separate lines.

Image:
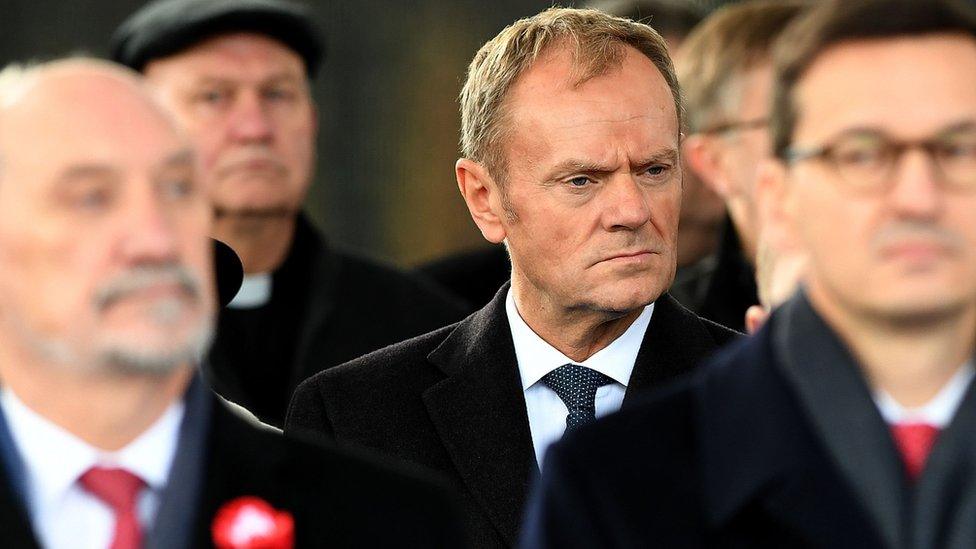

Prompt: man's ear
xmin=755 ymin=158 xmax=800 ymax=255
xmin=456 ymin=158 xmax=507 ymax=244
xmin=684 ymin=133 xmax=733 ymax=199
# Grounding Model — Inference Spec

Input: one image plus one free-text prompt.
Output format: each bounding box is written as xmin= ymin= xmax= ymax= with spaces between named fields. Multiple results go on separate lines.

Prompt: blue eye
xmin=264 ymin=88 xmax=296 ymax=102
xmin=569 ymin=176 xmax=591 ymax=187
xmin=161 ymin=179 xmax=195 ymax=200
xmin=195 ymin=89 xmax=228 ymax=105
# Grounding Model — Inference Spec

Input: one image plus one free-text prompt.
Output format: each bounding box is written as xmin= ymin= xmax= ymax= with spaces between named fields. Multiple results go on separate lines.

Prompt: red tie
xmin=890 ymin=423 xmax=940 ymax=481
xmin=79 ymin=467 xmax=145 ymax=549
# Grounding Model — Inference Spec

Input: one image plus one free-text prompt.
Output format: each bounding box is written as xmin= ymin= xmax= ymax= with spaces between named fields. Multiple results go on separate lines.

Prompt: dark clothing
xmin=285 ymin=285 xmax=739 ymax=548
xmin=206 ymin=214 xmax=467 ymax=427
xmin=0 ymin=378 xmax=464 ymax=548
xmin=670 ymin=217 xmax=758 ymax=332
xmin=522 ymin=292 xmax=976 ymax=549
xmin=415 ymin=245 xmax=511 ymax=310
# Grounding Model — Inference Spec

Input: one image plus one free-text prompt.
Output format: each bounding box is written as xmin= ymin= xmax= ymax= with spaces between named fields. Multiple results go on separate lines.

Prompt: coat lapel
xmin=0 ymin=404 xmax=39 ymax=548
xmin=624 ymin=293 xmax=726 ymax=403
xmin=288 ymin=214 xmax=339 ymax=390
xmin=772 ymin=293 xmax=908 ymax=548
xmin=914 ymin=376 xmax=976 ymax=549
xmin=698 ymin=326 xmax=887 ymax=548
xmin=422 ymin=285 xmax=535 ymax=546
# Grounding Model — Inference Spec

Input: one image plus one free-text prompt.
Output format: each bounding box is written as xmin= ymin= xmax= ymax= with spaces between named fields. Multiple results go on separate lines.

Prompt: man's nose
xmin=119 ymin=190 xmax=180 ymax=264
xmin=227 ymin=92 xmax=274 ymax=143
xmin=886 ymin=148 xmax=944 ymax=220
xmin=603 ymin=175 xmax=652 ymax=231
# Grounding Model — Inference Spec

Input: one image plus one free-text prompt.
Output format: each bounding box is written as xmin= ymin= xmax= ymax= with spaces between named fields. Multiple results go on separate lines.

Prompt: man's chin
xmin=93 ymin=323 xmax=214 ymax=376
xmin=213 ymin=205 xmax=297 ymax=219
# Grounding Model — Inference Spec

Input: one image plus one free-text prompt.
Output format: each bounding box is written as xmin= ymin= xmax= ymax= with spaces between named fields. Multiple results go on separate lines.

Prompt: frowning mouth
xmin=218 ymin=158 xmax=287 ymax=178
xmin=595 ymin=250 xmax=658 ymax=266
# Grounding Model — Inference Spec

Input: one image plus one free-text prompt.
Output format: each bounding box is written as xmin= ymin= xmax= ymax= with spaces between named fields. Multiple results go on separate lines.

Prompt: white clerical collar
xmin=873 ymin=361 xmax=975 ymax=428
xmin=505 ymin=288 xmax=654 ymax=391
xmin=0 ymin=387 xmax=184 ymax=518
xmin=227 ymin=272 xmax=272 ymax=309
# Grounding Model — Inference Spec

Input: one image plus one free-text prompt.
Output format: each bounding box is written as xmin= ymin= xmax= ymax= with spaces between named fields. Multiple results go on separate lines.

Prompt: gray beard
xmin=96 ymin=317 xmax=214 ymax=376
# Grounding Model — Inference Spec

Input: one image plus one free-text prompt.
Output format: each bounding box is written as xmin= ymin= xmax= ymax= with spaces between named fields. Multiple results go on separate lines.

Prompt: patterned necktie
xmin=79 ymin=466 xmax=146 ymax=549
xmin=541 ymin=363 xmax=615 ymax=431
xmin=890 ymin=422 xmax=941 ymax=481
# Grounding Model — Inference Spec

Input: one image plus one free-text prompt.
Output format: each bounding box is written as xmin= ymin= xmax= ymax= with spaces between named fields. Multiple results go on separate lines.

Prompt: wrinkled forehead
xmin=0 ymin=68 xmax=188 ymax=183
xmin=792 ymin=35 xmax=976 ymax=141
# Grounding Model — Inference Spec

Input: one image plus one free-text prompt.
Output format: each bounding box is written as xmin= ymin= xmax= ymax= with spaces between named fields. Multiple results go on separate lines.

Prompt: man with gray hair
xmin=0 ymin=58 xmax=461 ymax=549
xmin=287 ymin=7 xmax=737 ymax=547
xmin=111 ymin=0 xmax=467 ymax=428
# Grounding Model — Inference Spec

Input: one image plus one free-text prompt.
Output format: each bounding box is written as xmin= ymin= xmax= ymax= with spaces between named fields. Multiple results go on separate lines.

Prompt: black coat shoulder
xmin=201 ymin=399 xmax=465 ymax=548
xmin=286 ymin=322 xmax=459 ymax=442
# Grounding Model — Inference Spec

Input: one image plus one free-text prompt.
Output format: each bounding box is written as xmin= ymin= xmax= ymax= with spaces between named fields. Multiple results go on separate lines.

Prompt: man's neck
xmin=213 ymin=213 xmax=297 ymax=274
xmin=808 ymin=284 xmax=976 ymax=408
xmin=511 ymin=279 xmax=645 ymax=363
xmin=0 ymin=359 xmax=192 ymax=452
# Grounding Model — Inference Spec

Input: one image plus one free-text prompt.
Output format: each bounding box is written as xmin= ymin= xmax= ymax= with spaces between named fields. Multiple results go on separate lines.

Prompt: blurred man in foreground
xmin=669 ymin=0 xmax=807 ymax=331
xmin=111 ymin=0 xmax=466 ymax=427
xmin=287 ymin=8 xmax=737 ymax=547
xmin=0 ymin=58 xmax=460 ymax=548
xmin=523 ymin=1 xmax=976 ymax=547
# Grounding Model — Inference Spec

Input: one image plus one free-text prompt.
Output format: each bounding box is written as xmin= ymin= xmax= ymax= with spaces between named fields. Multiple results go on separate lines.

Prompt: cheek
xmin=0 ymin=234 xmax=100 ymax=326
xmin=649 ymin=187 xmax=682 ymax=236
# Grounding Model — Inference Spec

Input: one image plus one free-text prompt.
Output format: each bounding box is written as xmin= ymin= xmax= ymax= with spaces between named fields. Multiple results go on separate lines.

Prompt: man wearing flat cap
xmin=0 ymin=57 xmax=461 ymax=549
xmin=111 ymin=0 xmax=467 ymax=427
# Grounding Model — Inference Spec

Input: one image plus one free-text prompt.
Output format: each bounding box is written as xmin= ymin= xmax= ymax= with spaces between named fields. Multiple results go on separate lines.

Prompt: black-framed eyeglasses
xmin=701 ymin=117 xmax=768 ymax=135
xmin=783 ymin=125 xmax=976 ymax=193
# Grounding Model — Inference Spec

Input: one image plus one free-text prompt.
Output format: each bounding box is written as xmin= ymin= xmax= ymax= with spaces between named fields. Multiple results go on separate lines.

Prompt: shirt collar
xmin=227 ymin=272 xmax=272 ymax=309
xmin=506 ymin=288 xmax=654 ymax=391
xmin=0 ymin=387 xmax=184 ymax=514
xmin=873 ymin=360 xmax=975 ymax=428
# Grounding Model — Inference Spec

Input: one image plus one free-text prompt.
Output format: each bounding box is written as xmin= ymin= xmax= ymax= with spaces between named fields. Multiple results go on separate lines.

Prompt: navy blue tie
xmin=541 ymin=364 xmax=615 ymax=431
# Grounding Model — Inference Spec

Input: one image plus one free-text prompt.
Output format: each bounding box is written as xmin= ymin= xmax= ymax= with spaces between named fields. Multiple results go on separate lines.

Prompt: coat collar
xmin=0 ymin=398 xmax=39 ymax=548
xmin=422 ymin=287 xmax=727 ymax=545
xmin=423 ymin=283 xmax=534 ymax=545
xmin=697 ymin=299 xmax=888 ymax=547
xmin=625 ymin=293 xmax=728 ymax=403
xmin=288 ymin=213 xmax=340 ymax=389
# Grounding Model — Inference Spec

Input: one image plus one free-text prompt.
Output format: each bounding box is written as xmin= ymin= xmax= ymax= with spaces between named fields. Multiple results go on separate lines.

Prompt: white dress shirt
xmin=0 ymin=388 xmax=184 ymax=549
xmin=873 ymin=361 xmax=975 ymax=428
xmin=227 ymin=272 xmax=273 ymax=309
xmin=506 ymin=289 xmax=654 ymax=468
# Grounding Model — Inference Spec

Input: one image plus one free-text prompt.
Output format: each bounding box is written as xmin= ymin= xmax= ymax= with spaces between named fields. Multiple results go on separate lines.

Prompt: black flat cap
xmin=110 ymin=0 xmax=324 ymax=77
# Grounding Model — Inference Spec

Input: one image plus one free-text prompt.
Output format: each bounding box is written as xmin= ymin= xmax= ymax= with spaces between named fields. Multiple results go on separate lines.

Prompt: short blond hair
xmin=459 ymin=7 xmax=680 ymax=181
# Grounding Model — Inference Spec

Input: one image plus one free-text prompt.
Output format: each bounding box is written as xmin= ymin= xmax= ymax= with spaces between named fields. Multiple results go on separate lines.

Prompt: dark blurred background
xmin=0 ymin=0 xmax=728 ymax=267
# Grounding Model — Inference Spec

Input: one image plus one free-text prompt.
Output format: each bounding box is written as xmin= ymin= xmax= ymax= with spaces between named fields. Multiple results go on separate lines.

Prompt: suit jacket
xmin=0 ymin=378 xmax=464 ymax=548
xmin=207 ymin=213 xmax=468 ymax=427
xmin=285 ymin=285 xmax=739 ymax=548
xmin=522 ymin=292 xmax=976 ymax=549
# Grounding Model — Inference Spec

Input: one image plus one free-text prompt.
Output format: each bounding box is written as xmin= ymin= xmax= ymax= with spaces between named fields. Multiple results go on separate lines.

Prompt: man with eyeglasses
xmin=669 ymin=0 xmax=807 ymax=332
xmin=521 ymin=0 xmax=976 ymax=547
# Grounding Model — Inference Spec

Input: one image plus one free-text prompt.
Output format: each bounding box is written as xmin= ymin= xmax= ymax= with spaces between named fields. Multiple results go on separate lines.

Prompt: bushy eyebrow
xmin=53 ymin=164 xmax=117 ymax=186
xmin=189 ymin=73 xmax=304 ymax=88
xmin=159 ymin=149 xmax=194 ymax=171
xmin=52 ymin=149 xmax=195 ymax=186
xmin=545 ymin=148 xmax=679 ymax=179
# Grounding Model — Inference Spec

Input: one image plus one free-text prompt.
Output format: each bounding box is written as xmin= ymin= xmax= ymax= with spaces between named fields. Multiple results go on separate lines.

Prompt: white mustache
xmin=215 ymin=147 xmax=287 ymax=176
xmin=94 ymin=265 xmax=201 ymax=311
